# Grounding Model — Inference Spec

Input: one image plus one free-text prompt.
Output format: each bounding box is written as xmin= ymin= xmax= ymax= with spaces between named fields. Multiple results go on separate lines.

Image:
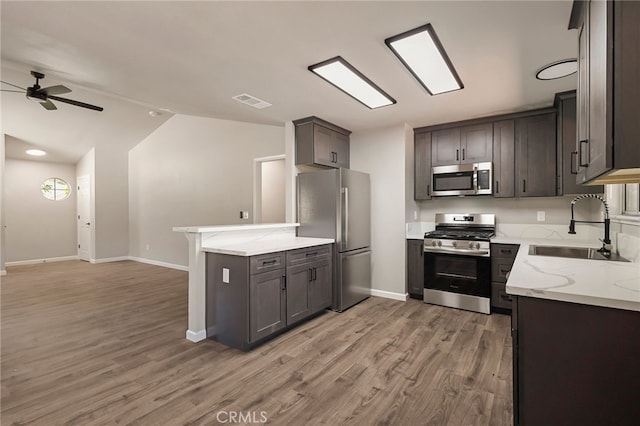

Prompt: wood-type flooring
xmin=1 ymin=260 xmax=512 ymax=425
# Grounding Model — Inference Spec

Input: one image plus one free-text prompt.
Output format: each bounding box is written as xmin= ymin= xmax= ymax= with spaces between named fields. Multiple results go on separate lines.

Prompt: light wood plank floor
xmin=1 ymin=260 xmax=512 ymax=425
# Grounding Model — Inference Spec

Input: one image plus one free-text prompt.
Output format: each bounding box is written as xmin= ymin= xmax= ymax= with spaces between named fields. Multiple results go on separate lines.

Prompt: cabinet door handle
xmin=462 ymin=148 xmax=465 ymax=161
xmin=499 ymin=268 xmax=510 ymax=275
xmin=500 ymin=249 xmax=511 ymax=254
xmin=522 ymin=180 xmax=526 ymax=193
xmin=281 ymin=276 xmax=286 ymax=291
xmin=305 ymin=252 xmax=318 ymax=257
xmin=312 ymin=267 xmax=317 ymax=281
xmin=420 ymin=244 xmax=423 ymax=257
xmin=570 ymin=151 xmax=578 ymax=175
xmin=263 ymin=259 xmax=277 ymax=266
xmin=308 ymin=268 xmax=313 ymax=282
xmin=427 ymin=184 xmax=430 ymax=197
xmin=579 ymin=140 xmax=589 ymax=167
xmin=495 ymin=180 xmax=499 ymax=194
xmin=456 ymin=149 xmax=459 ymax=161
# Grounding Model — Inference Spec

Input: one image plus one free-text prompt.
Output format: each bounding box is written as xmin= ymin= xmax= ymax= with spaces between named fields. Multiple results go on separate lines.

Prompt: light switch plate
xmin=222 ymin=268 xmax=229 ymax=283
xmin=537 ymin=211 xmax=546 ymax=221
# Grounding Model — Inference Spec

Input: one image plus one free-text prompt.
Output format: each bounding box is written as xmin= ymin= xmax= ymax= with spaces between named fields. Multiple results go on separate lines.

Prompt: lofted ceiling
xmin=1 ymin=1 xmax=577 ymax=164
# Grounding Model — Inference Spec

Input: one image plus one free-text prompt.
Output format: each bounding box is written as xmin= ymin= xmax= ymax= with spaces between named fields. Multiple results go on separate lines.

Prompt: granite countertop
xmin=202 ymin=236 xmax=334 ymax=256
xmin=500 ymin=238 xmax=640 ymax=312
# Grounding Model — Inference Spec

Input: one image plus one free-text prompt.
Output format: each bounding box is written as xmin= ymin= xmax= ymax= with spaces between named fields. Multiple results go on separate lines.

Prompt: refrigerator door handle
xmin=341 ymin=187 xmax=349 ymax=250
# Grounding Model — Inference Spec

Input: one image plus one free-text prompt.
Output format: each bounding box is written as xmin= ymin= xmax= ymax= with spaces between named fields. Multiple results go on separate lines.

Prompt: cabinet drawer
xmin=491 ymin=244 xmax=519 ymax=259
xmin=491 ymin=258 xmax=515 ymax=283
xmin=491 ymin=282 xmax=513 ymax=310
xmin=287 ymin=245 xmax=331 ymax=267
xmin=250 ymin=252 xmax=285 ymax=275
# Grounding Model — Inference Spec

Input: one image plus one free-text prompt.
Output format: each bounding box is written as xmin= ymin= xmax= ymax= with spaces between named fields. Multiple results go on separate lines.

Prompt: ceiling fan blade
xmin=48 ymin=95 xmax=104 ymax=112
xmin=43 ymin=85 xmax=71 ymax=95
xmin=40 ymin=100 xmax=57 ymax=110
xmin=0 ymin=80 xmax=26 ymax=90
xmin=0 ymin=89 xmax=25 ymax=93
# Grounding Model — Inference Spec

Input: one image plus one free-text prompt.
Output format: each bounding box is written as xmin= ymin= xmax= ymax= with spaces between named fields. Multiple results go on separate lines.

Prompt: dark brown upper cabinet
xmin=515 ymin=112 xmax=557 ymax=197
xmin=570 ymin=0 xmax=640 ymax=185
xmin=554 ymin=91 xmax=603 ymax=195
xmin=431 ymin=123 xmax=493 ymax=166
xmin=493 ymin=120 xmax=515 ymax=198
xmin=414 ymin=131 xmax=432 ymax=200
xmin=294 ymin=116 xmax=351 ymax=169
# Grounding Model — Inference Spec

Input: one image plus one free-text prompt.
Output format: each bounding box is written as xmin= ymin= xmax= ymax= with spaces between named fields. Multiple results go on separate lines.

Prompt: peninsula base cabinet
xmin=512 ymin=296 xmax=640 ymax=425
xmin=207 ymin=245 xmax=332 ymax=351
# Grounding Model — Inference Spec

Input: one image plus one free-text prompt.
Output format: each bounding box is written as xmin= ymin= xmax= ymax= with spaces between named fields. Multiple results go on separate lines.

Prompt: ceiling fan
xmin=1 ymin=70 xmax=103 ymax=112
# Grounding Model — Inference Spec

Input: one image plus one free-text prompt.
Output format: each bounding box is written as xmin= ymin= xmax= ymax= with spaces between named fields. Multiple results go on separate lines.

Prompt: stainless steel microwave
xmin=431 ymin=162 xmax=492 ymax=196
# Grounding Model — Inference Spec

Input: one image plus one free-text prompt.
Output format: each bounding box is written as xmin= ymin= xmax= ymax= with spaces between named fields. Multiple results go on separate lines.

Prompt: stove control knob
xmin=476 ymin=243 xmax=481 ymax=249
xmin=432 ymin=240 xmax=437 ymax=247
xmin=452 ymin=241 xmax=457 ymax=248
xmin=468 ymin=242 xmax=474 ymax=249
xmin=437 ymin=240 xmax=442 ymax=247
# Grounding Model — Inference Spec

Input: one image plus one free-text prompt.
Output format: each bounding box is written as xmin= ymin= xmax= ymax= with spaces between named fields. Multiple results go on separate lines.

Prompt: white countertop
xmin=202 ymin=236 xmax=334 ymax=256
xmin=500 ymin=238 xmax=640 ymax=312
xmin=173 ymin=223 xmax=300 ymax=233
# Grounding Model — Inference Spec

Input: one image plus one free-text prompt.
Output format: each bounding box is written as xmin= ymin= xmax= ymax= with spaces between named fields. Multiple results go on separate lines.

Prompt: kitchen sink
xmin=528 ymin=245 xmax=630 ymax=262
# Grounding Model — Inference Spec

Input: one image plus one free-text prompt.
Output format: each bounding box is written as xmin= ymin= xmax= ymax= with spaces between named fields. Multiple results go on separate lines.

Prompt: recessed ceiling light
xmin=308 ymin=56 xmax=396 ymax=109
xmin=536 ymin=59 xmax=577 ymax=80
xmin=26 ymin=149 xmax=46 ymax=156
xmin=385 ymin=23 xmax=464 ymax=95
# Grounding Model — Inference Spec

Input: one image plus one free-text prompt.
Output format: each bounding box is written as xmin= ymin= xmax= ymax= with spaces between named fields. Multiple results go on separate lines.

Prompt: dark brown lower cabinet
xmin=512 ymin=296 xmax=640 ymax=425
xmin=407 ymin=239 xmax=424 ymax=298
xmin=207 ymin=245 xmax=332 ymax=351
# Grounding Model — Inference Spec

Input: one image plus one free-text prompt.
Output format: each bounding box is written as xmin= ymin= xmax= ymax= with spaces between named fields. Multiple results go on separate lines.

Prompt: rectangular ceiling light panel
xmin=386 ymin=23 xmax=463 ymax=95
xmin=309 ymin=57 xmax=396 ymax=109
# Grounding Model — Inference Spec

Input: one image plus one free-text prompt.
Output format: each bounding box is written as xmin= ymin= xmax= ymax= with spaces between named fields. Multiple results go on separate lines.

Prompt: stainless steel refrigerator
xmin=297 ymin=168 xmax=371 ymax=312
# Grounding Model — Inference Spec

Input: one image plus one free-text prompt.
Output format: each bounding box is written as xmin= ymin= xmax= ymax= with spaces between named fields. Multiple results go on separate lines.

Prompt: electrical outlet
xmin=145 ymin=243 xmax=149 ymax=251
xmin=537 ymin=211 xmax=546 ymax=222
xmin=413 ymin=211 xmax=418 ymax=220
xmin=240 ymin=211 xmax=249 ymax=219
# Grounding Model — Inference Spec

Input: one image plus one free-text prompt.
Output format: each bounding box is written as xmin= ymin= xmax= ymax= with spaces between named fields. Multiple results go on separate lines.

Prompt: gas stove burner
xmin=424 ymin=229 xmax=495 ymax=241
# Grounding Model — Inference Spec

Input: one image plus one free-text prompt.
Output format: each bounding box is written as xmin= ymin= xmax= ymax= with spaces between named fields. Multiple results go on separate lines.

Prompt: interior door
xmin=77 ymin=175 xmax=91 ymax=262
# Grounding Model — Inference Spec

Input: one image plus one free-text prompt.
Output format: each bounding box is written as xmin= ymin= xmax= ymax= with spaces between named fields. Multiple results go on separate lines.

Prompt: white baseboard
xmin=128 ymin=256 xmax=189 ymax=272
xmin=6 ymin=255 xmax=79 ymax=267
xmin=91 ymin=256 xmax=130 ymax=264
xmin=371 ymin=288 xmax=409 ymax=302
xmin=186 ymin=329 xmax=207 ymax=342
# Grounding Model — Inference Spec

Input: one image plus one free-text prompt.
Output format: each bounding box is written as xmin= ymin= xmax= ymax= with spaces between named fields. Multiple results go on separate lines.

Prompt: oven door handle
xmin=424 ymin=247 xmax=490 ymax=256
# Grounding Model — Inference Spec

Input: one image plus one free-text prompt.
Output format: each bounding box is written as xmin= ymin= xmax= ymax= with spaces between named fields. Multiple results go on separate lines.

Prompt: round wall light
xmin=536 ymin=59 xmax=577 ymax=80
xmin=26 ymin=149 xmax=47 ymax=156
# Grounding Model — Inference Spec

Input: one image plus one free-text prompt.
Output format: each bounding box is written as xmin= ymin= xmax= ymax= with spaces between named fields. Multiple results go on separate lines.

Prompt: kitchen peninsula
xmin=504 ymin=239 xmax=640 ymax=425
xmin=173 ymin=223 xmax=333 ymax=342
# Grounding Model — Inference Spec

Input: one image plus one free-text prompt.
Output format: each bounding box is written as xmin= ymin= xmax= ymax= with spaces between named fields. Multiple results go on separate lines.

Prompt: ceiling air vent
xmin=232 ymin=93 xmax=272 ymax=109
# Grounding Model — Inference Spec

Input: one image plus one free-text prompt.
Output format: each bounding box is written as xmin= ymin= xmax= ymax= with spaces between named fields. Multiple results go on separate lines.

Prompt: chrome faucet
xmin=568 ymin=194 xmax=612 ymax=256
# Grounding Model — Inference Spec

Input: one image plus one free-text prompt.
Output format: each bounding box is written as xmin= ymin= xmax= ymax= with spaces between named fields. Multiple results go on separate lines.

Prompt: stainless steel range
xmin=423 ymin=213 xmax=495 ymax=314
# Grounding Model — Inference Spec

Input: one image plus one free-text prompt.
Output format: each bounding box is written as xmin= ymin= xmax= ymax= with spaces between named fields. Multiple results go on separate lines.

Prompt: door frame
xmin=253 ymin=154 xmax=286 ymax=224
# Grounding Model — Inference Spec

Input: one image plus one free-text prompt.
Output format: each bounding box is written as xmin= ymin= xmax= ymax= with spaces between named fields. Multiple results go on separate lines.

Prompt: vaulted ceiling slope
xmin=1 ymin=1 xmax=577 ymax=162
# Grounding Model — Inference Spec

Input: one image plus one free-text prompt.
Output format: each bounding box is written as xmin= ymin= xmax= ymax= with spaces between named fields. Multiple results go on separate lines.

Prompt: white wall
xmin=95 ymin=146 xmax=129 ymax=260
xmin=129 ymin=114 xmax=284 ymax=267
xmin=261 ymin=159 xmax=285 ymax=223
xmin=1 ymin=135 xmax=5 ymax=274
xmin=350 ymin=124 xmax=408 ymax=298
xmin=4 ymin=159 xmax=77 ymax=262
